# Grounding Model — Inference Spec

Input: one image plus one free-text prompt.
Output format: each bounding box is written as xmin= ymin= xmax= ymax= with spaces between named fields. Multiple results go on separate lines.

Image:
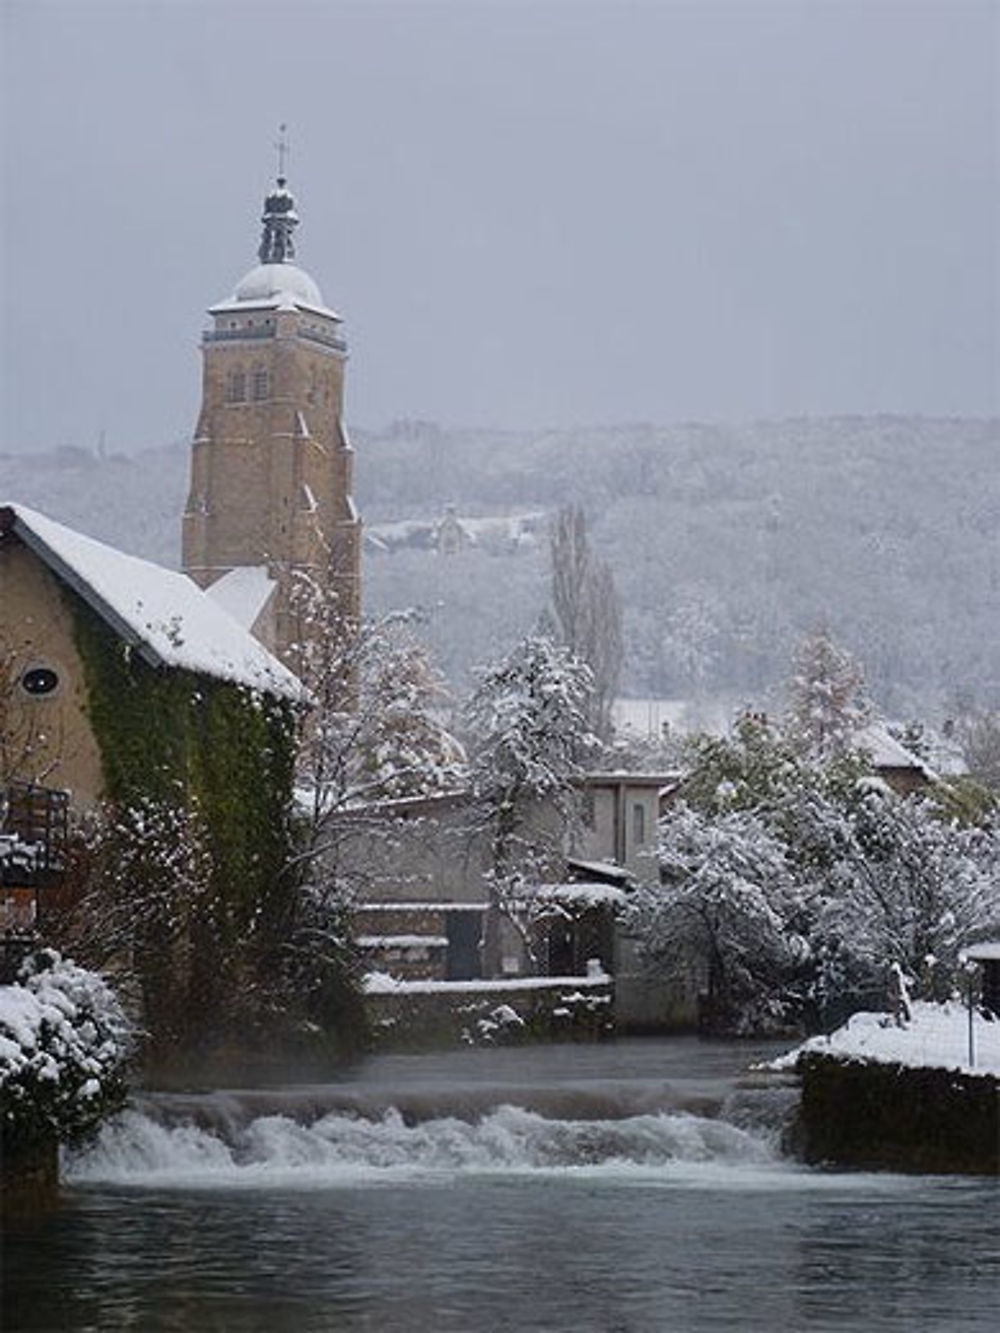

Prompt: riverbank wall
xmin=795 ymin=1052 xmax=999 ymax=1175
xmin=365 ymin=976 xmax=615 ymax=1050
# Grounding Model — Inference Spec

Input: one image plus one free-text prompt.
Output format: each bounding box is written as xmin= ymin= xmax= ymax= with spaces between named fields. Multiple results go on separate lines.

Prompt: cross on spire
xmin=275 ymin=124 xmax=290 ymax=185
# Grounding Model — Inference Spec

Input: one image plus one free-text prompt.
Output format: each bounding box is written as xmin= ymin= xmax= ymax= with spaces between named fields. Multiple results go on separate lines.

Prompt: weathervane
xmin=275 ymin=123 xmax=290 ymax=184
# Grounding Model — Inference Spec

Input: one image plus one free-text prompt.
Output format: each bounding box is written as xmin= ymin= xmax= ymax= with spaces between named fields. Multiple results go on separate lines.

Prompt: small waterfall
xmin=67 ymin=1102 xmax=778 ymax=1187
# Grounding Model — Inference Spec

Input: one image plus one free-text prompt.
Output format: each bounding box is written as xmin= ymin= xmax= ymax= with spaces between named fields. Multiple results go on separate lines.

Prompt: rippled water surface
xmin=3 ymin=1039 xmax=997 ymax=1332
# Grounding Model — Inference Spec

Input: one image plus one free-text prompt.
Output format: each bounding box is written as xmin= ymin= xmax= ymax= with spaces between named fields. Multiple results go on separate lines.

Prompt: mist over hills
xmin=3 ymin=415 xmax=997 ymax=720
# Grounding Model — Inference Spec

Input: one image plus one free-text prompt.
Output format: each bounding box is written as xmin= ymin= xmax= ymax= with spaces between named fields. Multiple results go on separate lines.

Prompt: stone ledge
xmin=795 ymin=1053 xmax=999 ymax=1175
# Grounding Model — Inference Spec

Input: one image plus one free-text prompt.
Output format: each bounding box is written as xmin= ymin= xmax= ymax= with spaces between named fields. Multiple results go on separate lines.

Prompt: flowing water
xmin=3 ymin=1039 xmax=997 ymax=1331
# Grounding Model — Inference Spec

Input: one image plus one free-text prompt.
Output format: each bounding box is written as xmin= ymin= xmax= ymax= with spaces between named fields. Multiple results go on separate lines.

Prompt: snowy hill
xmin=3 ymin=415 xmax=997 ymax=712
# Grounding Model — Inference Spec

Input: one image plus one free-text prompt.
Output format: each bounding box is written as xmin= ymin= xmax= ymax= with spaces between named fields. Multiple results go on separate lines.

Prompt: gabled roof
xmin=204 ymin=564 xmax=276 ymax=632
xmin=1 ymin=503 xmax=303 ymax=701
xmin=854 ymin=722 xmax=933 ymax=778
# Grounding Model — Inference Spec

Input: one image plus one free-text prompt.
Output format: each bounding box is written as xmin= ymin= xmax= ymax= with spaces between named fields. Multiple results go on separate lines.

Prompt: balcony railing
xmin=203 ymin=325 xmax=277 ymax=344
xmin=202 ymin=324 xmax=347 ymax=353
xmin=0 ymin=783 xmax=68 ymax=889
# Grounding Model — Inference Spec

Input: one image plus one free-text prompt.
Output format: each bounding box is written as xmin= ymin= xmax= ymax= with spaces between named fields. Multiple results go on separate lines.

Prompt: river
xmin=3 ymin=1038 xmax=997 ymax=1331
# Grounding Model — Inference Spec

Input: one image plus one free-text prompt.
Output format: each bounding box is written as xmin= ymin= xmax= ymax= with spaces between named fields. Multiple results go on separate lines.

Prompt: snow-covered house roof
xmin=204 ymin=565 xmax=276 ymax=633
xmin=1 ymin=503 xmax=303 ymax=701
xmin=854 ymin=722 xmax=933 ymax=779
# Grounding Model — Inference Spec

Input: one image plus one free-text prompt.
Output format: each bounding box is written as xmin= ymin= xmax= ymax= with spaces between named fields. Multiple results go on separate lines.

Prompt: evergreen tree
xmin=787 ymin=624 xmax=869 ymax=760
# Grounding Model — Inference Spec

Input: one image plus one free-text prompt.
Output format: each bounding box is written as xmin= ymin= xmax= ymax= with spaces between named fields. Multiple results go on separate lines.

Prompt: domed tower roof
xmin=214 ymin=167 xmax=338 ymax=318
xmin=232 ymin=261 xmax=324 ymax=308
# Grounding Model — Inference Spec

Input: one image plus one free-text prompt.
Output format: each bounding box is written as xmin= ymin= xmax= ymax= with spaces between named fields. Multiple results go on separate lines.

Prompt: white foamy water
xmin=67 ymin=1104 xmax=786 ymax=1189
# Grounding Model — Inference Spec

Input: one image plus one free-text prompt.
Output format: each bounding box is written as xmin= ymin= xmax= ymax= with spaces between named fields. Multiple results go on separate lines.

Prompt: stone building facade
xmin=182 ymin=172 xmax=360 ymax=666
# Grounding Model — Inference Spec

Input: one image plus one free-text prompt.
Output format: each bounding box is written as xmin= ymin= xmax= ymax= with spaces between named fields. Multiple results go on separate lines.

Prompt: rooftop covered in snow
xmin=1 ymin=503 xmax=303 ymax=701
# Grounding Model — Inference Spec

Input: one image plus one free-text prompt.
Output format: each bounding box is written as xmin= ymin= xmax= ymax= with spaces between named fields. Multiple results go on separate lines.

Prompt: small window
xmin=252 ymin=369 xmax=269 ymax=400
xmin=632 ymin=801 xmax=646 ymax=847
xmin=20 ymin=665 xmax=60 ymax=697
xmin=226 ymin=369 xmax=246 ymax=403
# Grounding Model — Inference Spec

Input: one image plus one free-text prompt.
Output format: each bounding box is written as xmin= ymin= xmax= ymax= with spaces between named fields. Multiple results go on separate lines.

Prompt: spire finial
xmin=257 ymin=133 xmax=299 ymax=265
xmin=275 ymin=123 xmax=290 ymax=185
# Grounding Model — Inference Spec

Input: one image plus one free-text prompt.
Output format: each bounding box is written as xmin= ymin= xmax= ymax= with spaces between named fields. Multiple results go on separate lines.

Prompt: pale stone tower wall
xmin=182 ymin=174 xmax=360 ymax=667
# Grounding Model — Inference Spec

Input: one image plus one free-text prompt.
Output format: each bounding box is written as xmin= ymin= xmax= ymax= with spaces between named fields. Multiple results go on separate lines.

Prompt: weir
xmin=66 ymin=1039 xmax=802 ymax=1186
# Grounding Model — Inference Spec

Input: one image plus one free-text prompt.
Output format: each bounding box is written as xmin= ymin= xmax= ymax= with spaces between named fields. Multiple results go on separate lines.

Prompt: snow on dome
xmin=233 ymin=262 xmax=324 ymax=308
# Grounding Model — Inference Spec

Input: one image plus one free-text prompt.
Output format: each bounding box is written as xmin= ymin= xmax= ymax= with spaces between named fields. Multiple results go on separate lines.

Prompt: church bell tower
xmin=182 ymin=162 xmax=360 ymax=666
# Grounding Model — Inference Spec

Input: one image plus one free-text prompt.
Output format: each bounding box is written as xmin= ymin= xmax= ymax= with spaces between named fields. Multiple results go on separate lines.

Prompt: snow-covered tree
xmin=813 ymin=787 xmax=1000 ymax=1006
xmin=630 ymin=716 xmax=1000 ymax=1032
xmin=465 ymin=634 xmax=594 ymax=972
xmin=1 ymin=949 xmax=131 ymax=1162
xmin=786 ymin=624 xmax=870 ymax=760
xmin=292 ymin=568 xmax=465 ymax=836
xmin=286 ymin=566 xmax=464 ymax=1029
xmin=630 ymin=805 xmax=808 ymax=1033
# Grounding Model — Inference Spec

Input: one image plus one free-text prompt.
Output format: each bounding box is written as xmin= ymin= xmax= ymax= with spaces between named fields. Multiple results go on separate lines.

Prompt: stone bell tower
xmin=182 ymin=163 xmax=360 ymax=667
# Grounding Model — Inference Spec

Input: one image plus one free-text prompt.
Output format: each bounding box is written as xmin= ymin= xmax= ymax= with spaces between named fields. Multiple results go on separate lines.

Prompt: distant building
xmin=181 ymin=170 xmax=360 ymax=666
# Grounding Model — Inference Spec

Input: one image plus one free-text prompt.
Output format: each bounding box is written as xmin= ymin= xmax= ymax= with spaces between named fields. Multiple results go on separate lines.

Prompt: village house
xmin=339 ymin=770 xmax=677 ymax=988
xmin=0 ymin=501 xmax=302 ymax=944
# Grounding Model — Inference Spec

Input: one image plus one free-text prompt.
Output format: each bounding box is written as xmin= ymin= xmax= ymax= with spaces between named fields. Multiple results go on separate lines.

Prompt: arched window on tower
xmin=226 ymin=369 xmax=246 ymax=403
xmin=252 ymin=367 xmax=269 ymax=401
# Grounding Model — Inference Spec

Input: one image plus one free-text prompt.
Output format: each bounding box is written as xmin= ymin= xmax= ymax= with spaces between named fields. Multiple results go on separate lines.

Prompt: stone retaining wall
xmin=367 ymin=979 xmax=615 ymax=1050
xmin=795 ymin=1053 xmax=999 ymax=1175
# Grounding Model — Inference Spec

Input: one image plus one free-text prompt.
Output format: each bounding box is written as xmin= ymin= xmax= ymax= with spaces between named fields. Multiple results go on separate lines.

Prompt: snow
xmin=356 ymin=935 xmax=449 ymax=949
xmin=360 ymin=901 xmax=485 ymax=914
xmin=771 ymin=1001 xmax=1000 ymax=1077
xmin=0 ymin=953 xmax=130 ymax=1116
xmin=232 ymin=262 xmax=324 ymax=308
xmin=963 ymin=942 xmax=1000 ymax=962
xmin=363 ymin=971 xmax=610 ymax=995
xmin=4 ymin=503 xmax=302 ymax=700
xmin=211 ymin=263 xmax=342 ymax=322
xmin=204 ymin=565 xmax=275 ymax=631
xmin=531 ymin=883 xmax=629 ymax=908
xmin=853 ymin=722 xmax=932 ymax=776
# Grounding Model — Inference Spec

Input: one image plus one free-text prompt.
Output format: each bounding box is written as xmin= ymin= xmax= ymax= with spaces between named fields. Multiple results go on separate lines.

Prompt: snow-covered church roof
xmin=209 ymin=171 xmax=341 ymax=321
xmin=210 ymin=261 xmax=342 ymax=321
xmin=1 ymin=503 xmax=303 ymax=701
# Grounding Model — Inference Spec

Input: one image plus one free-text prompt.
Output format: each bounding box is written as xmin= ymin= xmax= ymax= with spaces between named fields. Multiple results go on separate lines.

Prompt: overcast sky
xmin=1 ymin=0 xmax=996 ymax=453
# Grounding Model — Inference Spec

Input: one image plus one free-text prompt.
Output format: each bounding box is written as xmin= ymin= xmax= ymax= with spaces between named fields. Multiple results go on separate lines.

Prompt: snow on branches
xmin=787 ymin=624 xmax=870 ymax=761
xmin=629 ymin=718 xmax=1000 ymax=1033
xmin=465 ymin=634 xmax=595 ymax=973
xmin=466 ymin=633 xmax=594 ymax=811
xmin=0 ymin=950 xmax=131 ymax=1155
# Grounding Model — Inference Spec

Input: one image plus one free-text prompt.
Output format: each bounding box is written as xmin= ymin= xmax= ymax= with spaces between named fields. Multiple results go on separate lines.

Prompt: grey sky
xmin=1 ymin=0 xmax=996 ymax=453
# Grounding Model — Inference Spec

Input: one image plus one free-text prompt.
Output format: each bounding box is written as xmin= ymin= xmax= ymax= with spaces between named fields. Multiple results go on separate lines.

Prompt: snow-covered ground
xmin=772 ymin=1001 xmax=1000 ymax=1078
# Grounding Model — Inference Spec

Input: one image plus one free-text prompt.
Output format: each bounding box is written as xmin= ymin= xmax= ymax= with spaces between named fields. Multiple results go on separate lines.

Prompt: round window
xmin=20 ymin=665 xmax=60 ymax=697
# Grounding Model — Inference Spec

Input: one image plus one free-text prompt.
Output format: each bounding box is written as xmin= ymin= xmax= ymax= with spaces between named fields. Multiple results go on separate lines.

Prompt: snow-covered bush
xmin=630 ymin=718 xmax=1000 ymax=1033
xmin=630 ymin=805 xmax=809 ymax=1033
xmin=0 ymin=950 xmax=131 ymax=1157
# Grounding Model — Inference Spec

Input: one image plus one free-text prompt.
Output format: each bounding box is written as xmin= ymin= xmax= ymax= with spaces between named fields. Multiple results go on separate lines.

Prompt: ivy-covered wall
xmin=67 ymin=590 xmax=299 ymax=1043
